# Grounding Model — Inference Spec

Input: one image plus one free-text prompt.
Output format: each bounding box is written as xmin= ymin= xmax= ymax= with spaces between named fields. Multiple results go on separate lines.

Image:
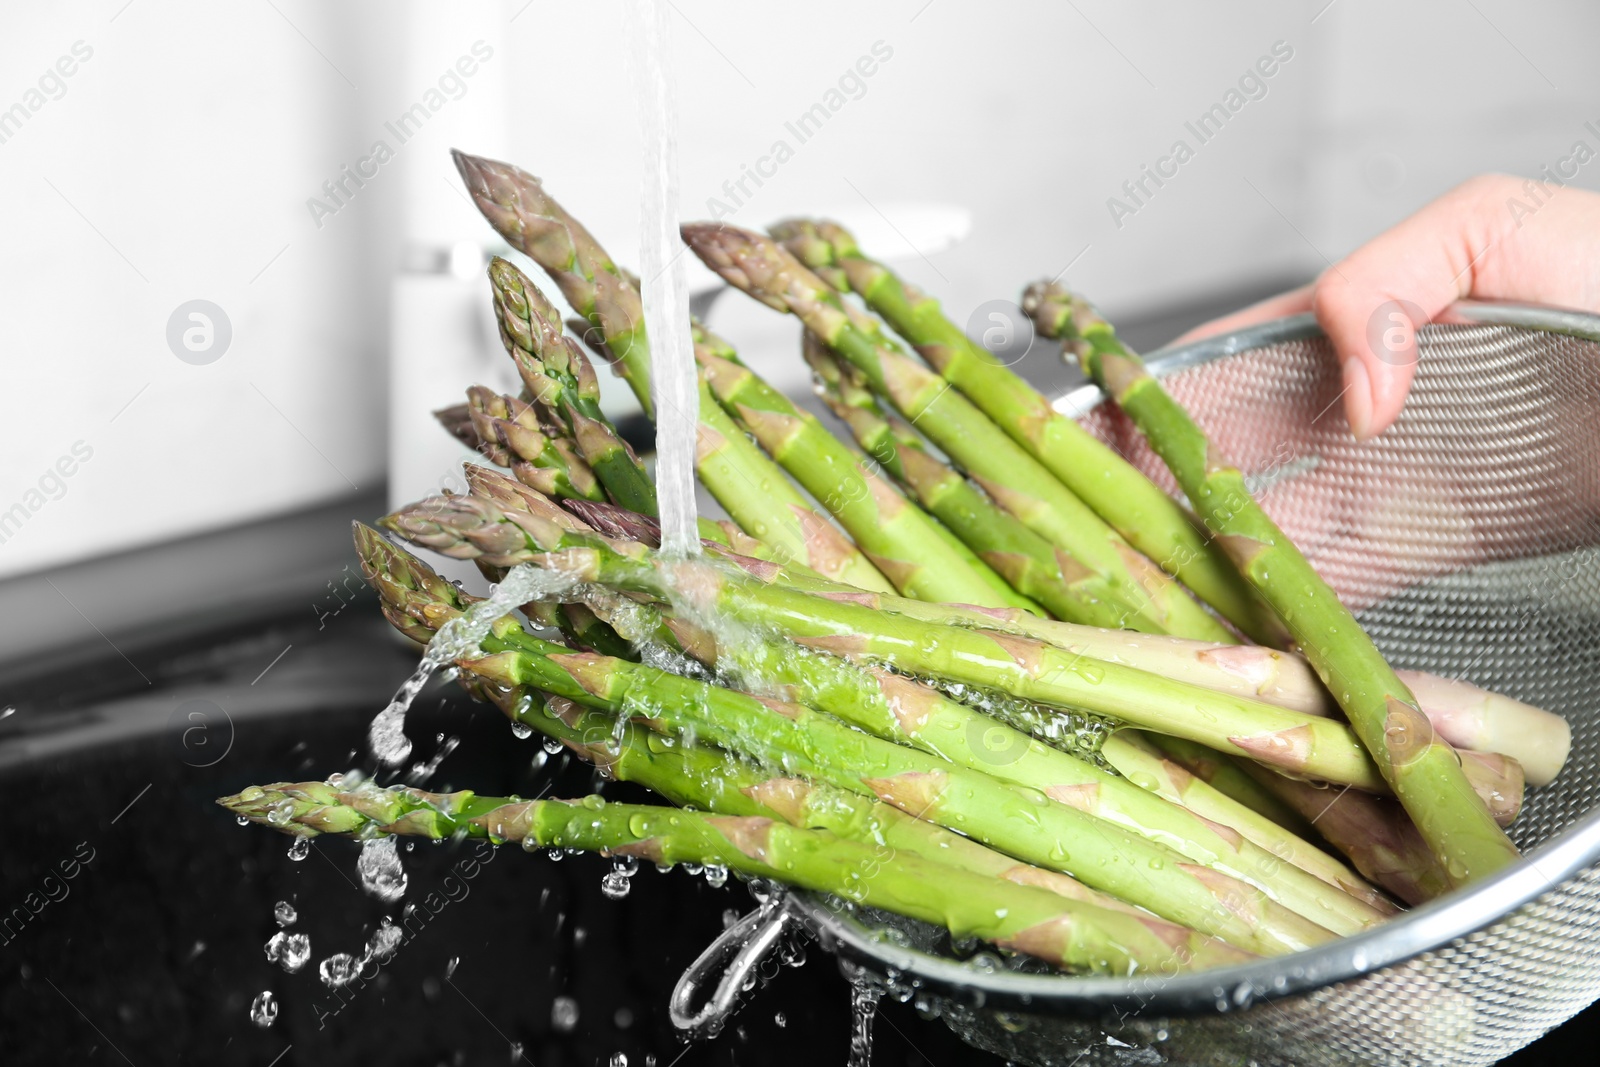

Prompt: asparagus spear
xmin=479 ymin=672 xmax=1153 ymax=921
xmin=379 ymin=491 xmax=1382 ymax=929
xmin=1024 ymin=281 xmax=1521 ymax=886
xmin=550 ymin=543 xmax=1392 ymax=791
xmin=771 ymin=218 xmax=1285 ymax=645
xmin=1132 ymin=732 xmax=1317 ymax=838
xmin=382 ymin=486 xmax=1517 ymax=825
xmin=681 ymin=222 xmax=1235 ymax=643
xmin=357 ymin=531 xmax=1322 ymax=951
xmin=792 ymin=334 xmax=1024 ymax=606
xmin=807 ymin=338 xmax=1139 ymax=630
xmin=1239 ymin=763 xmax=1452 ymax=907
xmin=696 ymin=339 xmax=1030 ymax=607
xmin=740 ymin=776 xmax=1149 ymax=917
xmin=1099 ymin=731 xmax=1396 ymax=914
xmin=454 ymin=150 xmax=654 ymax=414
xmin=362 ymin=522 xmax=1157 ymax=927
xmin=455 ymin=151 xmax=891 ymax=592
xmin=465 ymin=386 xmax=605 ymax=502
xmin=225 ymin=784 xmax=1249 ymax=976
xmin=462 ymin=644 xmax=1334 ymax=954
xmin=692 ymin=635 xmax=1387 ymax=934
xmin=489 ymin=257 xmax=658 ymax=517
xmin=773 ymin=564 xmax=1566 ymax=783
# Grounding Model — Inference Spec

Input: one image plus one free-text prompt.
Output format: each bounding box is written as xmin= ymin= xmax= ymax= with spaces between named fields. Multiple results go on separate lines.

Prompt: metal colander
xmin=672 ymin=301 xmax=1600 ymax=1067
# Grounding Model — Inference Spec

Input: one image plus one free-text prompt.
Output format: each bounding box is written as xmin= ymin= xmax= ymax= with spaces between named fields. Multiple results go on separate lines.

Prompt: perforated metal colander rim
xmin=784 ymin=299 xmax=1600 ymax=1019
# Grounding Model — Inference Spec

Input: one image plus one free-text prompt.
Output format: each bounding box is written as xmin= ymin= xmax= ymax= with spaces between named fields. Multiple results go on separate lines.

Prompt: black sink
xmin=0 ymin=498 xmax=1591 ymax=1065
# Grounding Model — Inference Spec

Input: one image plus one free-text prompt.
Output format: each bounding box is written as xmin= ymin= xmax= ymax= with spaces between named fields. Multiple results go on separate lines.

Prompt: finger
xmin=1170 ymin=284 xmax=1315 ymax=345
xmin=1311 ymin=176 xmax=1518 ymax=440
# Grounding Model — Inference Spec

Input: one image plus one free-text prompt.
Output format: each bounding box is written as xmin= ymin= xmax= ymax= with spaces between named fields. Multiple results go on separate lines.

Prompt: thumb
xmin=1311 ymin=177 xmax=1513 ymax=439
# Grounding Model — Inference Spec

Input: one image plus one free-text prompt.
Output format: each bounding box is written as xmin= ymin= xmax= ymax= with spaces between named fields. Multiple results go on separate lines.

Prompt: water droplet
xmin=274 ymin=901 xmax=297 ymax=927
xmin=368 ymin=918 xmax=403 ymax=961
xmin=266 ymin=931 xmax=312 ymax=973
xmin=510 ymin=721 xmax=533 ymax=740
xmin=235 ymin=815 xmax=250 ymax=826
xmin=601 ymin=870 xmax=631 ymax=900
xmin=704 ymin=864 xmax=728 ymax=889
xmin=287 ymin=837 xmax=310 ymax=862
xmin=542 ymin=737 xmax=564 ymax=755
xmin=608 ymin=1055 xmax=628 ymax=1067
xmin=774 ymin=1011 xmax=787 ymax=1027
xmin=445 ymin=956 xmax=460 ymax=978
xmin=249 ymin=990 xmax=278 ymax=1028
xmin=319 ymin=953 xmax=361 ymax=988
xmin=357 ymin=837 xmax=408 ymax=902
xmin=551 ymin=995 xmax=580 ymax=1032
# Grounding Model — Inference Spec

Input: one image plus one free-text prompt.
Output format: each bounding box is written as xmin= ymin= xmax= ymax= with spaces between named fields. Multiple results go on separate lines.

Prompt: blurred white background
xmin=2 ymin=0 xmax=1598 ymax=581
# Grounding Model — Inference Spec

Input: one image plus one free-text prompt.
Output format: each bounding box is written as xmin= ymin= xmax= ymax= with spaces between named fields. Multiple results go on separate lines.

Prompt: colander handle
xmin=669 ymin=897 xmax=794 ymax=1035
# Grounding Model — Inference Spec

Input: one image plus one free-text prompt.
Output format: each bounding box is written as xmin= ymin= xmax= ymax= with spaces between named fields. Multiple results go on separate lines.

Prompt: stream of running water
xmin=631 ymin=0 xmax=700 ymax=557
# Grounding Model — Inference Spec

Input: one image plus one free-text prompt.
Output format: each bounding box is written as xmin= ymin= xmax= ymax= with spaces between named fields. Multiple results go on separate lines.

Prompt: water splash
xmin=319 ymin=953 xmax=361 ymax=988
xmin=367 ymin=918 xmax=403 ymax=961
xmin=630 ymin=0 xmax=699 ymax=556
xmin=356 ymin=837 xmax=408 ymax=902
xmin=249 ymin=991 xmax=278 ymax=1028
xmin=551 ymin=995 xmax=580 ymax=1032
xmin=265 ymin=931 xmax=311 ymax=974
xmin=846 ymin=983 xmax=880 ymax=1067
xmin=406 ymin=734 xmax=460 ymax=784
xmin=368 ymin=564 xmax=580 ymax=765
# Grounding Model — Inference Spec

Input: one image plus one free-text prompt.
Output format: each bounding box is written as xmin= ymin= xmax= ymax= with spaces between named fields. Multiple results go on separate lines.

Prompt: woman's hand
xmin=1178 ymin=174 xmax=1600 ymax=439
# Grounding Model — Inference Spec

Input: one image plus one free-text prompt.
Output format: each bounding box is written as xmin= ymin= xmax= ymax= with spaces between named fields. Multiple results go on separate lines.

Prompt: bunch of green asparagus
xmin=223 ymin=150 xmax=1571 ymax=979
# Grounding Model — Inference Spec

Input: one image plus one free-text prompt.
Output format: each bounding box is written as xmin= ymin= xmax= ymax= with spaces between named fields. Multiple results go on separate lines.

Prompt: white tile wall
xmin=3 ymin=0 xmax=1596 ymax=579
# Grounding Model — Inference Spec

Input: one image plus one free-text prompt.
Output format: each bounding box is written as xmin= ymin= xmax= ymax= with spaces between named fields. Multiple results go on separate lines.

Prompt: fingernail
xmin=1343 ymin=358 xmax=1374 ymax=440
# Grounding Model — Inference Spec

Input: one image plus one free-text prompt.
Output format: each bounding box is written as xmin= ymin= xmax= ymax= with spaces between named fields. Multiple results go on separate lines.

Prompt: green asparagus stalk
xmin=463 ymin=643 xmax=1334 ymax=954
xmin=1024 ymin=281 xmax=1521 ymax=886
xmin=807 ymin=338 xmax=1138 ymax=629
xmin=1238 ymin=763 xmax=1452 ymax=907
xmin=479 ymin=672 xmax=1153 ymax=923
xmin=454 ymin=150 xmax=653 ymax=413
xmin=554 ymin=544 xmax=1391 ymax=791
xmin=681 ymin=222 xmax=1234 ymax=643
xmin=740 ymin=776 xmax=1148 ymax=917
xmin=378 ymin=487 xmax=1375 ymax=790
xmin=1458 ymin=750 xmax=1524 ymax=827
xmin=795 ymin=334 xmax=1024 ymax=606
xmin=455 ymin=151 xmax=891 ymax=592
xmin=364 ymin=523 xmax=1155 ymax=926
xmin=770 ymin=569 xmax=1564 ymax=783
xmin=225 ymin=784 xmax=1249 ymax=975
xmin=695 ymin=340 xmax=1029 ymax=607
xmin=387 ymin=495 xmax=1381 ymax=931
xmin=460 ymin=386 xmax=605 ymax=503
xmin=364 ymin=519 xmax=1316 ymax=950
xmin=1100 ymin=732 xmax=1396 ymax=914
xmin=353 ymin=531 xmax=1313 ymax=952
xmin=488 ymin=257 xmax=658 ymax=517
xmin=771 ymin=218 xmax=1285 ymax=645
xmin=382 ymin=487 xmax=1514 ymax=824
xmin=1131 ymin=732 xmax=1317 ymax=838
xmin=690 ymin=634 xmax=1387 ymax=935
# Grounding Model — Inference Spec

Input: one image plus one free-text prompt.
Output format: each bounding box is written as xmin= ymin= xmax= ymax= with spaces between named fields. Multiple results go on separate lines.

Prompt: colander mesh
xmin=877 ymin=323 xmax=1600 ymax=1066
